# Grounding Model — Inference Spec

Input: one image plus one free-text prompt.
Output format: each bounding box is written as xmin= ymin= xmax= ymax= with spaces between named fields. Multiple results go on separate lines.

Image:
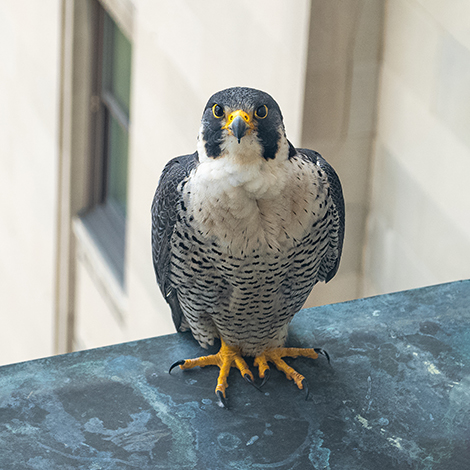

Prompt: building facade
xmin=1 ymin=0 xmax=469 ymax=366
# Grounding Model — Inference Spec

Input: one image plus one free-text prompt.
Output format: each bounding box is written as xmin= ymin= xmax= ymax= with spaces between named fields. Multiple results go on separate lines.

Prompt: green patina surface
xmin=1 ymin=280 xmax=469 ymax=469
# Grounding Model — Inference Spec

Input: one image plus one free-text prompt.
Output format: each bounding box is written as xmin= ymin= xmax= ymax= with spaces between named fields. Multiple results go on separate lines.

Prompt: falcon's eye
xmin=212 ymin=104 xmax=224 ymax=118
xmin=255 ymin=105 xmax=268 ymax=119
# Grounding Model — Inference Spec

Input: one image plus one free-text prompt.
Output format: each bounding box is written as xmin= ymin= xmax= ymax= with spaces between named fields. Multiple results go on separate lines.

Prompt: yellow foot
xmin=254 ymin=347 xmax=329 ymax=392
xmin=169 ymin=339 xmax=255 ymax=407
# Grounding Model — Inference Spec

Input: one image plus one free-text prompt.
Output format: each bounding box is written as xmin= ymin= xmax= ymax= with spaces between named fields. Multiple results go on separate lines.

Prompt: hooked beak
xmin=231 ymin=115 xmax=247 ymax=143
xmin=223 ymin=109 xmax=253 ymax=143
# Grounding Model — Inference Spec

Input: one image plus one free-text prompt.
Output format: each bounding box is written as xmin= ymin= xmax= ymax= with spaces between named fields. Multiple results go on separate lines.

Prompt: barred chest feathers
xmin=183 ymin=153 xmax=329 ymax=257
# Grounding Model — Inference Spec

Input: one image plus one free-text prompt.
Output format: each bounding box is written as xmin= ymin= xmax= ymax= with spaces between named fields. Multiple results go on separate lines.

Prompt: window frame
xmin=83 ymin=1 xmax=132 ymax=287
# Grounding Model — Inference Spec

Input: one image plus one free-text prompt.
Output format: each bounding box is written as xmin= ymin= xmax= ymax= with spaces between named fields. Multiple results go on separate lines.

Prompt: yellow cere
xmin=222 ymin=109 xmax=254 ymax=130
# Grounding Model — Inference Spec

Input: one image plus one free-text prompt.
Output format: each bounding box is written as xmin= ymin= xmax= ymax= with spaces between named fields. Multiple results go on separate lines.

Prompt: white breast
xmin=185 ymin=151 xmax=327 ymax=257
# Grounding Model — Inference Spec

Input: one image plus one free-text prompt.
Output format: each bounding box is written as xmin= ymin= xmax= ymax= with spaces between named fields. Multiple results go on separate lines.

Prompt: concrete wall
xmin=0 ymin=1 xmax=61 ymax=364
xmin=364 ymin=0 xmax=470 ymax=295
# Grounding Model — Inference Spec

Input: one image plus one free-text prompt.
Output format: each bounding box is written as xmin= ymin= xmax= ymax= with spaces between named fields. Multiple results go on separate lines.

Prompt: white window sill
xmin=73 ymin=209 xmax=128 ymax=324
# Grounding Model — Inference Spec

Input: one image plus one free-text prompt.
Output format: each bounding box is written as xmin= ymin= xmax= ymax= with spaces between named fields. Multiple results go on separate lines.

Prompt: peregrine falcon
xmin=152 ymin=87 xmax=344 ymax=407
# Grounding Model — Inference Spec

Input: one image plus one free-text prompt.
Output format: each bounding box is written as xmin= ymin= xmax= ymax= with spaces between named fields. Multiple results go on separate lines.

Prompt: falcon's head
xmin=197 ymin=87 xmax=291 ymax=164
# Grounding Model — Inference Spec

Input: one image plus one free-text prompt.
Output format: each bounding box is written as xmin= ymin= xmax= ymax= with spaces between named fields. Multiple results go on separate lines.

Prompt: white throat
xmin=195 ymin=125 xmax=290 ymax=197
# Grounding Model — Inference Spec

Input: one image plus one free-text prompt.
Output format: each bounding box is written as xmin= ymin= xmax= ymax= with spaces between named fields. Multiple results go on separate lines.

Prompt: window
xmin=56 ymin=0 xmax=134 ymax=353
xmin=84 ymin=4 xmax=133 ymax=286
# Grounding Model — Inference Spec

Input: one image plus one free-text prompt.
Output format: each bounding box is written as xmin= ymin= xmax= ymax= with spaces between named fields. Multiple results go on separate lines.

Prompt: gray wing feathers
xmin=296 ymin=147 xmax=345 ymax=283
xmin=151 ymin=152 xmax=198 ymax=330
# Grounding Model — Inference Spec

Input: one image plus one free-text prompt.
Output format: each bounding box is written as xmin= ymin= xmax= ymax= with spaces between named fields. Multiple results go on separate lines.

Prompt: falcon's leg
xmin=169 ymin=338 xmax=255 ymax=407
xmin=254 ymin=347 xmax=329 ymax=395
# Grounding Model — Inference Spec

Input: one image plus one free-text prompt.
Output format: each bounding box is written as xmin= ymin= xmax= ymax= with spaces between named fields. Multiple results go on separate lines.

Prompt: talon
xmin=260 ymin=368 xmax=270 ymax=388
xmin=244 ymin=374 xmax=263 ymax=393
xmin=216 ymin=390 xmax=229 ymax=409
xmin=169 ymin=360 xmax=185 ymax=374
xmin=314 ymin=348 xmax=331 ymax=364
xmin=243 ymin=373 xmax=254 ymax=385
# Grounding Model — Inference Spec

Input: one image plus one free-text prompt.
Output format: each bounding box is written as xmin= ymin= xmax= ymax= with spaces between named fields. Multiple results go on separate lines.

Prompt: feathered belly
xmin=170 ymin=220 xmax=329 ymax=355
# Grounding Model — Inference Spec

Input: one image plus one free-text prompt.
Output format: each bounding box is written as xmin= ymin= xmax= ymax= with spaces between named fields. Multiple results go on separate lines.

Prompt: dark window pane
xmin=112 ymin=25 xmax=132 ymax=114
xmin=101 ymin=10 xmax=132 ymax=219
xmin=108 ymin=113 xmax=129 ymax=217
xmin=102 ymin=13 xmax=114 ymax=99
xmin=103 ymin=12 xmax=132 ymax=115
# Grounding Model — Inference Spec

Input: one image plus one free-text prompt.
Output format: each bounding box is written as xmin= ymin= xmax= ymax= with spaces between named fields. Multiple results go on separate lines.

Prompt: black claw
xmin=260 ymin=369 xmax=270 ymax=388
xmin=243 ymin=374 xmax=254 ymax=386
xmin=302 ymin=379 xmax=310 ymax=401
xmin=216 ymin=390 xmax=229 ymax=409
xmin=314 ymin=348 xmax=331 ymax=364
xmin=169 ymin=360 xmax=185 ymax=374
xmin=244 ymin=374 xmax=263 ymax=393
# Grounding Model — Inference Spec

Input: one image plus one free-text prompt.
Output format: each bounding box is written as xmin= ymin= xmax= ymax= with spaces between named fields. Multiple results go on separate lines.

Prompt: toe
xmin=254 ymin=354 xmax=270 ymax=380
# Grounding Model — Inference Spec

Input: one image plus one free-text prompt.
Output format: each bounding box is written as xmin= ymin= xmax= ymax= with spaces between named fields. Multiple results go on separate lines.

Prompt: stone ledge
xmin=1 ymin=280 xmax=469 ymax=469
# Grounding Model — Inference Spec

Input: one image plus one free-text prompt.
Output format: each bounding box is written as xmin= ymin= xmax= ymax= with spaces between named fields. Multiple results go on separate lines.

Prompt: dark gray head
xmin=199 ymin=87 xmax=287 ymax=161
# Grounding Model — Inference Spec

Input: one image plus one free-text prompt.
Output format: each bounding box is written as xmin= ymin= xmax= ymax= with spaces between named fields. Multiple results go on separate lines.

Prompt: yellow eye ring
xmin=255 ymin=104 xmax=268 ymax=119
xmin=212 ymin=104 xmax=224 ymax=118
